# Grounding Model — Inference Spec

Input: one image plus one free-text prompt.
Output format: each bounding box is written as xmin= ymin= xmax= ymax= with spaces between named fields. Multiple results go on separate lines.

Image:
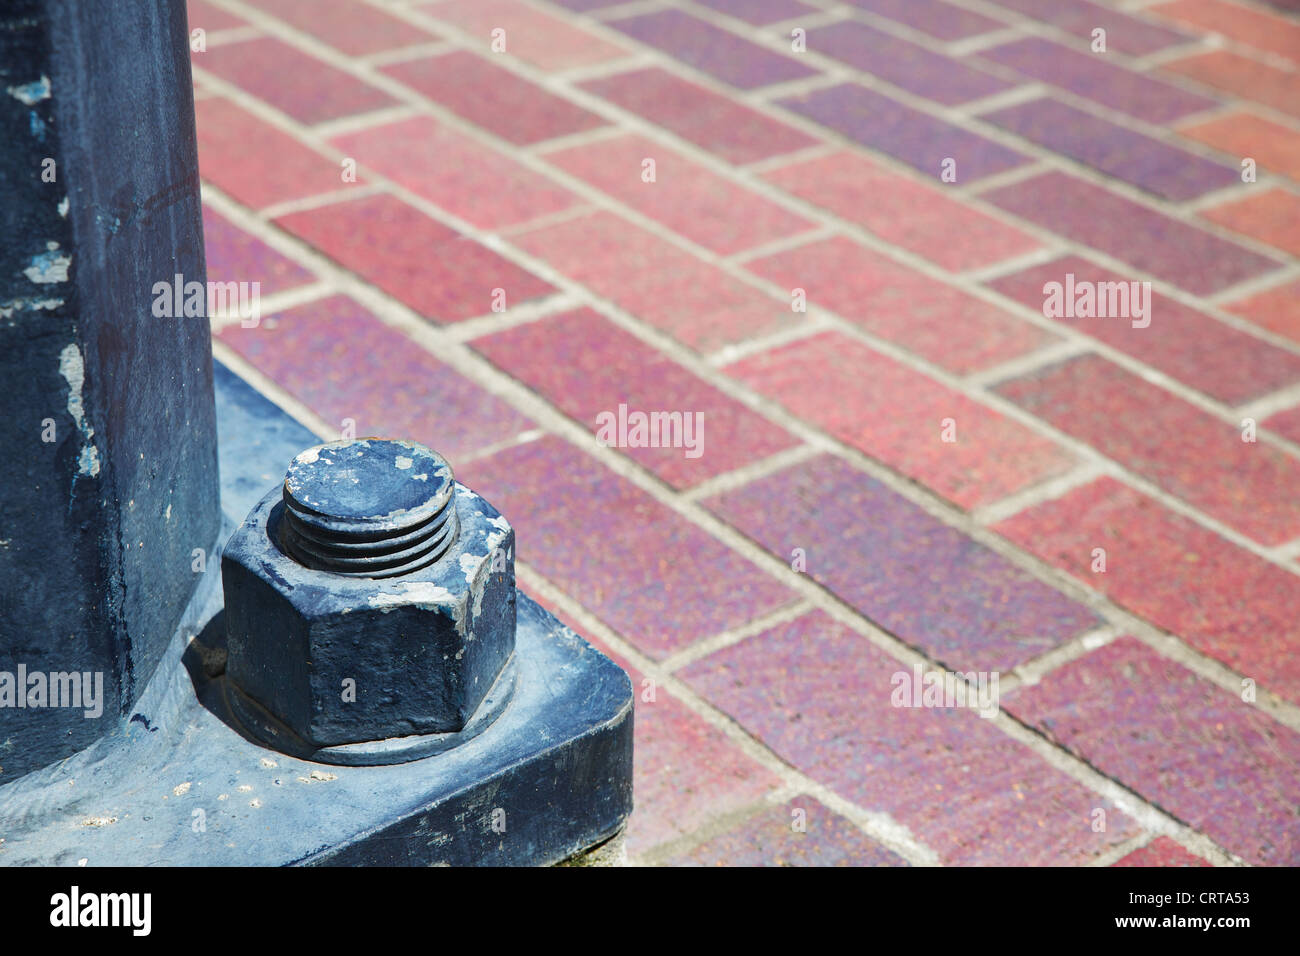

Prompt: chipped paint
xmin=368 ymin=581 xmax=457 ymax=610
xmin=172 ymin=782 xmax=191 ymax=796
xmin=395 ymin=455 xmax=413 ymax=470
xmin=297 ymin=770 xmax=336 ymax=784
xmin=58 ymin=344 xmax=100 ymax=477
xmin=7 ymin=75 xmax=50 ymax=105
xmin=0 ymin=296 xmax=63 ymax=321
xmin=25 ymin=241 xmax=70 ymax=284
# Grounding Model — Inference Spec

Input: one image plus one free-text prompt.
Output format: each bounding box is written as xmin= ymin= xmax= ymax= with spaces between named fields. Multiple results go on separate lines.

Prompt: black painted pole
xmin=0 ymin=2 xmax=633 ymax=864
xmin=0 ymin=0 xmax=220 ymax=781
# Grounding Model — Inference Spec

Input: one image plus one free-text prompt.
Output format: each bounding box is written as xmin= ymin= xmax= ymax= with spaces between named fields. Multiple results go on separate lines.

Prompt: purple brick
xmin=844 ymin=0 xmax=1010 ymax=41
xmin=976 ymin=37 xmax=1218 ymax=123
xmin=780 ymin=83 xmax=1030 ymax=182
xmin=217 ymin=294 xmax=534 ymax=460
xmin=981 ymin=98 xmax=1239 ymax=201
xmin=202 ymin=207 xmax=314 ymax=296
xmin=1007 ymin=637 xmax=1300 ymax=866
xmin=986 ymin=254 xmax=1300 ymax=404
xmin=607 ymin=9 xmax=817 ymax=89
xmin=694 ymin=0 xmax=816 ymax=24
xmin=808 ymin=20 xmax=1017 ymax=105
xmin=681 ymin=610 xmax=1140 ymax=866
xmin=666 ymin=796 xmax=910 ymax=866
xmin=982 ymin=172 xmax=1283 ymax=295
xmin=459 ymin=436 xmax=798 ymax=659
xmin=985 ymin=0 xmax=1197 ymax=56
xmin=546 ymin=0 xmax=624 ymax=9
xmin=705 ymin=454 xmax=1099 ymax=673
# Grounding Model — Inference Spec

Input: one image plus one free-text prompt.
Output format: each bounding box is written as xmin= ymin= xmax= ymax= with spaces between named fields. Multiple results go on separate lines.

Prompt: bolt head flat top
xmin=284 ymin=439 xmax=454 ymax=531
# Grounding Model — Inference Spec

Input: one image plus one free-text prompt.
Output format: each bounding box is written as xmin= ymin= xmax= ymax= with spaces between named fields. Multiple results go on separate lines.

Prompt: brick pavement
xmin=191 ymin=0 xmax=1300 ymax=866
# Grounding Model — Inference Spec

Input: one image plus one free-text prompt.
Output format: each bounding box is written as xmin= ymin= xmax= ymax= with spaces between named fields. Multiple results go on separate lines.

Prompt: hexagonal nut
xmin=221 ymin=482 xmax=515 ymax=748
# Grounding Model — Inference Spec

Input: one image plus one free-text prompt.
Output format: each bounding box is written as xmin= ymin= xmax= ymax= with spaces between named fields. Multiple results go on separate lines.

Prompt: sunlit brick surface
xmin=193 ymin=0 xmax=1300 ymax=866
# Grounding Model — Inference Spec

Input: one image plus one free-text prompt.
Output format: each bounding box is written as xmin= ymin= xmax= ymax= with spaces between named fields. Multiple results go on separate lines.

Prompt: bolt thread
xmin=276 ymin=440 xmax=460 ymax=578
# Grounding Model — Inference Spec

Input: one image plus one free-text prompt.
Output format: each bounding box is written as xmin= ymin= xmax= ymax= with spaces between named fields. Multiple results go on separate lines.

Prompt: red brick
xmin=995 ymin=476 xmax=1300 ymax=703
xmin=725 ymin=331 xmax=1076 ymax=509
xmin=381 ymin=50 xmax=606 ymax=144
xmin=510 ymin=211 xmax=794 ymax=352
xmin=1264 ymin=403 xmax=1300 ymax=445
xmin=996 ymin=355 xmax=1300 ymax=544
xmin=459 ymin=436 xmax=799 ymax=659
xmin=218 ymin=294 xmax=533 ymax=459
xmin=1113 ymin=836 xmax=1211 ymax=867
xmin=1222 ymin=279 xmax=1300 ymax=345
xmin=681 ymin=610 xmax=1140 ymax=865
xmin=1162 ymin=51 xmax=1300 ymax=120
xmin=195 ymin=97 xmax=350 ymax=209
xmin=1006 ymin=636 xmax=1300 ymax=865
xmin=470 ymin=308 xmax=799 ymax=489
xmin=202 ymin=206 xmax=315 ymax=296
xmin=541 ymin=133 xmax=815 ymax=255
xmin=986 ymin=254 xmax=1300 ymax=405
xmin=579 ymin=66 xmax=820 ymax=165
xmin=188 ymin=0 xmax=245 ymax=32
xmin=760 ymin=150 xmax=1041 ymax=273
xmin=274 ymin=193 xmax=554 ymax=322
xmin=746 ymin=236 xmax=1057 ymax=374
xmin=666 ymin=796 xmax=909 ymax=866
xmin=1201 ymin=188 xmax=1300 ymax=260
xmin=1179 ymin=111 xmax=1300 ymax=182
xmin=329 ymin=115 xmax=578 ymax=229
xmin=196 ymin=37 xmax=396 ymax=124
xmin=626 ymin=689 xmax=783 ymax=856
xmin=417 ymin=0 xmax=628 ymax=71
xmin=1152 ymin=0 xmax=1300 ymax=65
xmin=257 ymin=0 xmax=440 ymax=56
xmin=520 ymin=594 xmax=785 ymax=858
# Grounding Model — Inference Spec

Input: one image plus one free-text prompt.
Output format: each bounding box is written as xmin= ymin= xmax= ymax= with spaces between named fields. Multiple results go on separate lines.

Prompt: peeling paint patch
xmin=368 ymin=581 xmax=457 ymax=610
xmin=172 ymin=782 xmax=192 ymax=796
xmin=81 ymin=815 xmax=117 ymax=827
xmin=395 ymin=455 xmax=413 ymax=470
xmin=57 ymin=197 xmax=69 ymax=218
xmin=59 ymin=344 xmax=101 ymax=477
xmin=0 ymin=296 xmax=63 ymax=320
xmin=7 ymin=75 xmax=50 ymax=105
xmin=25 ymin=242 xmax=71 ymax=284
xmin=297 ymin=770 xmax=337 ymax=783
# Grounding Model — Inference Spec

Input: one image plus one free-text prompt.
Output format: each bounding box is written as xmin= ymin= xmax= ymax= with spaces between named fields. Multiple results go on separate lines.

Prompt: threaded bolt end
xmin=277 ymin=439 xmax=458 ymax=578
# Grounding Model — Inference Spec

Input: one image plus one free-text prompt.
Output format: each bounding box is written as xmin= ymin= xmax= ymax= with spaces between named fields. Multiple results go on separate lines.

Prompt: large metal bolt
xmin=220 ymin=438 xmax=517 ymax=765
